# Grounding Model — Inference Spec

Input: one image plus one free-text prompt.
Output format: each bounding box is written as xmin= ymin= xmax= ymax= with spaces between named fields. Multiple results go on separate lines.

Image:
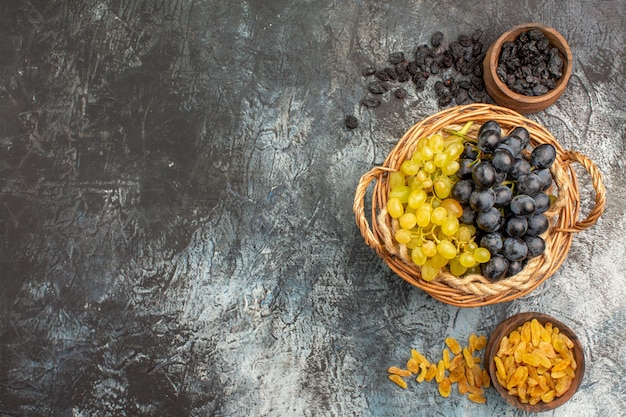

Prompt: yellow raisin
xmin=472 ymin=364 xmax=483 ymax=387
xmin=482 ymin=369 xmax=491 ymax=388
xmin=436 ymin=359 xmax=445 ymax=383
xmin=387 ymin=366 xmax=412 ymax=377
xmin=406 ymin=358 xmax=420 ymax=374
xmin=416 ymin=363 xmax=428 ymax=383
xmin=541 ymin=389 xmax=556 ymax=403
xmin=458 ymin=375 xmax=469 ymax=394
xmin=496 ymin=335 xmax=510 ymax=357
xmin=522 ymin=352 xmax=542 ymax=367
xmin=449 ymin=354 xmax=464 ymax=371
xmin=521 ymin=321 xmax=531 ymax=343
xmin=467 ymin=393 xmax=487 ymax=404
xmin=530 ymin=318 xmax=542 ymax=347
xmin=425 ymin=363 xmax=437 ymax=382
xmin=445 ymin=337 xmax=463 ymax=355
xmin=514 ymin=341 xmax=527 ymax=364
xmin=507 ymin=365 xmax=528 ymax=390
xmin=551 ymin=369 xmax=569 ymax=379
xmin=389 ymin=374 xmax=408 ymax=389
xmin=555 ymin=376 xmax=573 ymax=397
xmin=438 ymin=377 xmax=452 ymax=397
xmin=559 ymin=333 xmax=575 ymax=349
xmin=463 ymin=347 xmax=474 ymax=368
xmin=468 ymin=333 xmax=477 ymax=353
xmin=474 ymin=335 xmax=487 ymax=351
xmin=494 ymin=356 xmax=506 ymax=382
xmin=538 ymin=341 xmax=556 ymax=359
xmin=411 ymin=349 xmax=430 ymax=367
xmin=442 ymin=348 xmax=451 ymax=369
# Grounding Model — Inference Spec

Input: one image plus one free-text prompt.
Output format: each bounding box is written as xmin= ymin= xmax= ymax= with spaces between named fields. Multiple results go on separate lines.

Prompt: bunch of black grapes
xmin=451 ymin=121 xmax=557 ymax=280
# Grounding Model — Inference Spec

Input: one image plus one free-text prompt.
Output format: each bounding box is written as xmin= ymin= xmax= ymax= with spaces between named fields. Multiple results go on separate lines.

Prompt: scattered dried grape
xmin=357 ymin=29 xmax=493 ymax=112
xmin=387 ymin=333 xmax=489 ymax=404
xmin=344 ymin=115 xmax=358 ymax=129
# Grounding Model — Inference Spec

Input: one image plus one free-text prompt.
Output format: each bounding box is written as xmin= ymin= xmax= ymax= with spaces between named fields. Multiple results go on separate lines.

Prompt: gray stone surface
xmin=0 ymin=0 xmax=624 ymax=416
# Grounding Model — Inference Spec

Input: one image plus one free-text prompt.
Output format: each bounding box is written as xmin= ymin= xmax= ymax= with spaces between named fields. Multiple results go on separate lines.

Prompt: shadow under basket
xmin=353 ymin=104 xmax=605 ymax=307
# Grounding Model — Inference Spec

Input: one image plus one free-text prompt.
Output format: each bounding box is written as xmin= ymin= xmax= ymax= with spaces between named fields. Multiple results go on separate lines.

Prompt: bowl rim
xmin=485 ymin=23 xmax=573 ymax=105
xmin=485 ymin=311 xmax=585 ymax=412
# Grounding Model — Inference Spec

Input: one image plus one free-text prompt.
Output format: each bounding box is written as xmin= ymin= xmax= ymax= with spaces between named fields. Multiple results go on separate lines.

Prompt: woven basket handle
xmin=562 ymin=150 xmax=606 ymax=232
xmin=353 ymin=166 xmax=392 ymax=253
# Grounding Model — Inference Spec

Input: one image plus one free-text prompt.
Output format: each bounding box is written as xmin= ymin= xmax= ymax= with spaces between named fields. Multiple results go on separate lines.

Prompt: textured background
xmin=1 ymin=1 xmax=625 ymax=416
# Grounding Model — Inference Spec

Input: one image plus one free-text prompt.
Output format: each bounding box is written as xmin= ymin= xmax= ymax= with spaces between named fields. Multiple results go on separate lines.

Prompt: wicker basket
xmin=353 ymin=104 xmax=605 ymax=307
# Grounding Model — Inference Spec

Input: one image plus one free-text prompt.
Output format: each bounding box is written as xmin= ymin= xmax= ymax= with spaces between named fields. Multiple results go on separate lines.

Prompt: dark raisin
xmin=361 ymin=97 xmax=381 ymax=108
xmin=458 ymin=33 xmax=472 ymax=47
xmin=434 ymin=80 xmax=447 ymax=96
xmin=407 ymin=61 xmax=418 ymax=74
xmin=449 ymin=41 xmax=464 ymax=58
xmin=368 ymin=81 xmax=389 ymax=94
xmin=430 ymin=61 xmax=440 ymax=74
xmin=374 ymin=69 xmax=391 ymax=81
xmin=344 ymin=115 xmax=358 ymax=129
xmin=471 ymin=29 xmax=484 ymax=42
xmin=384 ymin=66 xmax=398 ymax=80
xmin=438 ymin=93 xmax=453 ymax=106
xmin=455 ymin=88 xmax=470 ymax=105
xmin=394 ymin=88 xmax=408 ymax=99
xmin=431 ymin=31 xmax=444 ymax=47
xmin=362 ymin=67 xmax=376 ymax=77
xmin=389 ymin=51 xmax=406 ymax=65
xmin=532 ymin=84 xmax=549 ymax=95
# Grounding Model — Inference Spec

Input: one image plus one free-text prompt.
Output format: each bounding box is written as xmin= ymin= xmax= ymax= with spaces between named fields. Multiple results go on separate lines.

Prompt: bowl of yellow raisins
xmin=484 ymin=312 xmax=584 ymax=411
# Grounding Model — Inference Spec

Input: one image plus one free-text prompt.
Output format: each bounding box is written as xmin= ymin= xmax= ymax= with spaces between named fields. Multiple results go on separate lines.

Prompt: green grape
xmin=399 ymin=213 xmax=417 ymax=230
xmin=419 ymin=145 xmax=434 ymax=161
xmin=459 ymin=252 xmax=477 ymax=268
xmin=411 ymin=246 xmax=427 ymax=266
xmin=421 ymin=261 xmax=439 ymax=282
xmin=388 ymin=197 xmax=404 ymax=218
xmin=408 ymin=189 xmax=427 ymax=209
xmin=421 ymin=178 xmax=433 ymax=189
xmin=422 ymin=240 xmax=437 ymax=257
xmin=389 ymin=185 xmax=411 ymax=204
xmin=434 ymin=152 xmax=448 ymax=168
xmin=444 ymin=141 xmax=464 ymax=160
xmin=442 ymin=160 xmax=460 ymax=176
xmin=431 ymin=206 xmax=447 ymax=225
xmin=415 ymin=205 xmax=431 ymax=228
xmin=474 ymin=247 xmax=492 ymax=263
xmin=437 ymin=240 xmax=458 ymax=260
xmin=456 ymin=226 xmax=473 ymax=243
xmin=401 ymin=159 xmax=420 ymax=176
xmin=467 ymin=241 xmax=478 ymax=252
xmin=440 ymin=198 xmax=463 ymax=218
xmin=389 ymin=171 xmax=406 ymax=189
xmin=406 ymin=236 xmax=422 ymax=249
xmin=395 ymin=228 xmax=412 ymax=244
xmin=434 ymin=179 xmax=451 ymax=199
xmin=423 ymin=161 xmax=436 ymax=173
xmin=429 ymin=133 xmax=445 ymax=153
xmin=449 ymin=257 xmax=468 ymax=277
xmin=416 ymin=170 xmax=429 ymax=182
xmin=441 ymin=215 xmax=459 ymax=236
xmin=431 ymin=253 xmax=449 ymax=268
xmin=466 ymin=265 xmax=481 ymax=275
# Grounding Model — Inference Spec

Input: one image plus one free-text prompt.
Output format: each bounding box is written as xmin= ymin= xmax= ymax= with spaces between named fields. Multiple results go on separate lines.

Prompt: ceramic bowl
xmin=483 ymin=23 xmax=573 ymax=113
xmin=484 ymin=312 xmax=585 ymax=412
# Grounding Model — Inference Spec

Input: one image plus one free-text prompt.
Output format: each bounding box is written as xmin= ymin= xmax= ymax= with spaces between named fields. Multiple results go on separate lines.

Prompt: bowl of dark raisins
xmin=483 ymin=23 xmax=572 ymax=114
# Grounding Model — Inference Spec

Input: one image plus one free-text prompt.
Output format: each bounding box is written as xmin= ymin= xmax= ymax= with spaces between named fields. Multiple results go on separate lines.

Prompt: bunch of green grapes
xmin=387 ymin=124 xmax=491 ymax=281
